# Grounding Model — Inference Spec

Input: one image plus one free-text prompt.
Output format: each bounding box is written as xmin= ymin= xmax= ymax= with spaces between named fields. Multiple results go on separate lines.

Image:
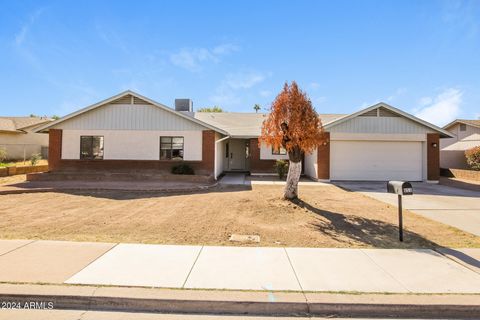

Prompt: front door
xmin=228 ymin=139 xmax=246 ymax=170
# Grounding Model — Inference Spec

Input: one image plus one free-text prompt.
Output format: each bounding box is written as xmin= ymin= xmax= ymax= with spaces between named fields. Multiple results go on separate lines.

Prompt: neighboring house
xmin=0 ymin=116 xmax=52 ymax=160
xmin=440 ymin=119 xmax=480 ymax=169
xmin=34 ymin=90 xmax=452 ymax=182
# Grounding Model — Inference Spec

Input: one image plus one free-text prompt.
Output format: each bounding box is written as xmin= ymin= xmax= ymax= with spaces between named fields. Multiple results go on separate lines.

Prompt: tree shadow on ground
xmin=295 ymin=199 xmax=432 ymax=247
xmin=295 ymin=199 xmax=480 ymax=270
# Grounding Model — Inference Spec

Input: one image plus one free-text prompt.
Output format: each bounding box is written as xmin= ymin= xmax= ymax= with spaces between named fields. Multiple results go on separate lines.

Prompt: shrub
xmin=30 ymin=153 xmax=42 ymax=166
xmin=0 ymin=147 xmax=7 ymax=163
xmin=274 ymin=160 xmax=289 ymax=180
xmin=171 ymin=163 xmax=195 ymax=175
xmin=465 ymin=146 xmax=480 ymax=170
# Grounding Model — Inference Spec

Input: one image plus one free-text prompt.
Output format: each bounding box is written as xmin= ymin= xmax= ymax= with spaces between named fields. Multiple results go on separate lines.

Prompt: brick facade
xmin=47 ymin=129 xmax=216 ymax=176
xmin=317 ymin=132 xmax=330 ymax=180
xmin=427 ymin=133 xmax=440 ymax=181
xmin=249 ymin=138 xmax=276 ymax=173
xmin=48 ymin=129 xmax=63 ymax=171
xmin=201 ymin=130 xmax=215 ymax=173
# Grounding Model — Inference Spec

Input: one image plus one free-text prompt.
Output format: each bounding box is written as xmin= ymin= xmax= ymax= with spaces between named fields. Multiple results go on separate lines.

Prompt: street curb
xmin=1 ymin=293 xmax=479 ymax=319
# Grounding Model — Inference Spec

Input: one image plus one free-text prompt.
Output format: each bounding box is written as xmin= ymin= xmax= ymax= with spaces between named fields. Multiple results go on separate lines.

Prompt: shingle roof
xmin=0 ymin=116 xmax=52 ymax=133
xmin=194 ymin=112 xmax=346 ymax=138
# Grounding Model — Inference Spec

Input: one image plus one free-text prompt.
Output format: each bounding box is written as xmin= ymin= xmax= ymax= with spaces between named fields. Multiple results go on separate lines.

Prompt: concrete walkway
xmin=220 ymin=173 xmax=330 ymax=186
xmin=335 ymin=181 xmax=480 ymax=236
xmin=0 ymin=240 xmax=479 ymax=293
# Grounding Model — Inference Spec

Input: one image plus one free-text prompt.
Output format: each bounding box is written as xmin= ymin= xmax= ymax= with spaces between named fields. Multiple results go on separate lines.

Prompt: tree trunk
xmin=284 ymin=160 xmax=302 ymax=200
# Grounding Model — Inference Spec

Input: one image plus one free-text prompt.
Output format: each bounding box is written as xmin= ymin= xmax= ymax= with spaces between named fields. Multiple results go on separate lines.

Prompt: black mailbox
xmin=387 ymin=181 xmax=413 ymax=242
xmin=387 ymin=181 xmax=413 ymax=196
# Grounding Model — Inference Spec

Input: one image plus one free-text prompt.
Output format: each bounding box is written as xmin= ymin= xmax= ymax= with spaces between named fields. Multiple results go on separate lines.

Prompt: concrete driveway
xmin=334 ymin=182 xmax=480 ymax=236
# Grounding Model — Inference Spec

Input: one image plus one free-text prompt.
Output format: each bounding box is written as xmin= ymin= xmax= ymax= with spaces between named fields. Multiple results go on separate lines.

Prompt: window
xmin=80 ymin=136 xmax=104 ymax=160
xmin=272 ymin=146 xmax=287 ymax=155
xmin=460 ymin=123 xmax=467 ymax=132
xmin=225 ymin=142 xmax=229 ymax=158
xmin=160 ymin=137 xmax=184 ymax=160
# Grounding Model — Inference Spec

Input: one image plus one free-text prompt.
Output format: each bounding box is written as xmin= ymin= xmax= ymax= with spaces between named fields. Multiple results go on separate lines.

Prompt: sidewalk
xmin=219 ymin=173 xmax=330 ymax=186
xmin=0 ymin=239 xmax=479 ymax=293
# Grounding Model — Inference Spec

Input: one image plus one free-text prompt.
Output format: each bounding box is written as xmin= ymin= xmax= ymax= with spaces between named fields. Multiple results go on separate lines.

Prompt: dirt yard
xmin=0 ymin=184 xmax=478 ymax=248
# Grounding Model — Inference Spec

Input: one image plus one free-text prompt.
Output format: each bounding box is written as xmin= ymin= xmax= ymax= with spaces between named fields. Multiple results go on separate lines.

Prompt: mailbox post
xmin=387 ymin=181 xmax=413 ymax=242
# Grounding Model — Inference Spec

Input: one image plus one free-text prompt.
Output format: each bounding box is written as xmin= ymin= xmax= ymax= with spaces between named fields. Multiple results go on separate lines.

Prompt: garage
xmin=330 ymin=140 xmax=423 ymax=181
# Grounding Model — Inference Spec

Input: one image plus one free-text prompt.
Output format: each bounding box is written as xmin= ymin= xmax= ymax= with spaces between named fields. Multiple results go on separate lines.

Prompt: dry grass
xmin=0 ymin=184 xmax=478 ymax=248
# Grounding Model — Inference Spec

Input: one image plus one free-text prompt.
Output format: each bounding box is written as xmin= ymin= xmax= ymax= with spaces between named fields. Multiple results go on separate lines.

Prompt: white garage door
xmin=330 ymin=141 xmax=423 ymax=181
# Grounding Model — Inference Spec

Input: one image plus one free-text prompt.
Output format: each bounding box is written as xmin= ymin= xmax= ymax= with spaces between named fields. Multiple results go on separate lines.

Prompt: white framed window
xmin=160 ymin=137 xmax=184 ymax=160
xmin=272 ymin=146 xmax=287 ymax=155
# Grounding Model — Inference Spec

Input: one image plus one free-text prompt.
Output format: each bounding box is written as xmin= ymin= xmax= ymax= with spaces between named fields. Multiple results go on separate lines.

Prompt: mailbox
xmin=387 ymin=181 xmax=413 ymax=196
xmin=387 ymin=181 xmax=413 ymax=242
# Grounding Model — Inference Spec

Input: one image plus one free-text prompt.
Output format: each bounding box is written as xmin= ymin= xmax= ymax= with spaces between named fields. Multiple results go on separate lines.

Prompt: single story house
xmin=0 ymin=116 xmax=52 ymax=160
xmin=440 ymin=119 xmax=480 ymax=169
xmin=35 ymin=90 xmax=452 ymax=182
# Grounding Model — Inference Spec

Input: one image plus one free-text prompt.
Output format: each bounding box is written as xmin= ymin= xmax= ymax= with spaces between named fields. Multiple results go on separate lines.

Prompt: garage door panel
xmin=331 ymin=141 xmax=423 ymax=181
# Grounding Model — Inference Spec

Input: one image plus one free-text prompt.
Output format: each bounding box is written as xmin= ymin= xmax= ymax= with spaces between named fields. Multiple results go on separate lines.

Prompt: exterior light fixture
xmin=431 ymin=142 xmax=438 ymax=148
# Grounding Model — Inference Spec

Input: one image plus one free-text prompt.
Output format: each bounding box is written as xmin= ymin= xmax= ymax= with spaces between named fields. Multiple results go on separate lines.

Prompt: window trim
xmin=79 ymin=135 xmax=104 ymax=160
xmin=159 ymin=136 xmax=185 ymax=161
xmin=271 ymin=146 xmax=287 ymax=155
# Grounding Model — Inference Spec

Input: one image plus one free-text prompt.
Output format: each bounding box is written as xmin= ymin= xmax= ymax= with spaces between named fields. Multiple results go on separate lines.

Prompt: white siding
xmin=441 ymin=123 xmax=480 ymax=168
xmin=259 ymin=143 xmax=289 ymax=160
xmin=62 ymin=130 xmax=202 ymax=161
xmin=452 ymin=123 xmax=480 ymax=141
xmin=304 ymin=149 xmax=317 ymax=180
xmin=329 ymin=117 xmax=436 ymax=134
xmin=52 ymin=104 xmax=207 ymax=131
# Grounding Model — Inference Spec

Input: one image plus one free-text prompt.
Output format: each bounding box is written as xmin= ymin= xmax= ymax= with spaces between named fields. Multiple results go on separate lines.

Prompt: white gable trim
xmin=34 ymin=90 xmax=228 ymax=135
xmin=324 ymin=102 xmax=454 ymax=138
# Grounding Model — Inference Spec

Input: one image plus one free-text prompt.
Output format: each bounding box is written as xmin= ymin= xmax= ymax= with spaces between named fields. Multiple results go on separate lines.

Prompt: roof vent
xmin=175 ymin=99 xmax=193 ymax=112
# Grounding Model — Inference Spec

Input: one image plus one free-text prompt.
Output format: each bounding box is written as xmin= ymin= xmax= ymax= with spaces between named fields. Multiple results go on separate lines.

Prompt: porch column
xmin=48 ymin=129 xmax=62 ymax=172
xmin=427 ymin=133 xmax=440 ymax=181
xmin=317 ymin=132 xmax=330 ymax=180
xmin=202 ymin=130 xmax=216 ymax=176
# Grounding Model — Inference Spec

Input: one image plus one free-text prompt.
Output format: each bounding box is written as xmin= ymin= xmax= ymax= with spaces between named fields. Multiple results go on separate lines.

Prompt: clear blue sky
xmin=1 ymin=0 xmax=479 ymax=126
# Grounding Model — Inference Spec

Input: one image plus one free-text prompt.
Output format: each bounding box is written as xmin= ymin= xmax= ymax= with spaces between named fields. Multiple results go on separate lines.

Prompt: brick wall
xmin=201 ymin=130 xmax=215 ymax=173
xmin=48 ymin=129 xmax=62 ymax=171
xmin=249 ymin=138 xmax=276 ymax=173
xmin=427 ymin=133 xmax=440 ymax=181
xmin=317 ymin=132 xmax=330 ymax=180
xmin=48 ymin=129 xmax=216 ymax=176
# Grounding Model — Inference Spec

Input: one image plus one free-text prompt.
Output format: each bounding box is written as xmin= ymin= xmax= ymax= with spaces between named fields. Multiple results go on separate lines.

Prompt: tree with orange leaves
xmin=260 ymin=82 xmax=325 ymax=200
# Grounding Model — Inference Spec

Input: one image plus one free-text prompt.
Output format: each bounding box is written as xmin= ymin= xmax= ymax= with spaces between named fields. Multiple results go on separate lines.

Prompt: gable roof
xmin=0 ymin=116 xmax=52 ymax=133
xmin=323 ymin=102 xmax=454 ymax=138
xmin=34 ymin=90 xmax=228 ymax=134
xmin=443 ymin=119 xmax=480 ymax=130
xmin=195 ymin=112 xmax=345 ymax=138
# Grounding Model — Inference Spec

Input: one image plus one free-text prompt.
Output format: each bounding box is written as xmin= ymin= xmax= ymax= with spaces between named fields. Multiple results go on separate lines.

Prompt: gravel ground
xmin=0 ymin=183 xmax=478 ymax=248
